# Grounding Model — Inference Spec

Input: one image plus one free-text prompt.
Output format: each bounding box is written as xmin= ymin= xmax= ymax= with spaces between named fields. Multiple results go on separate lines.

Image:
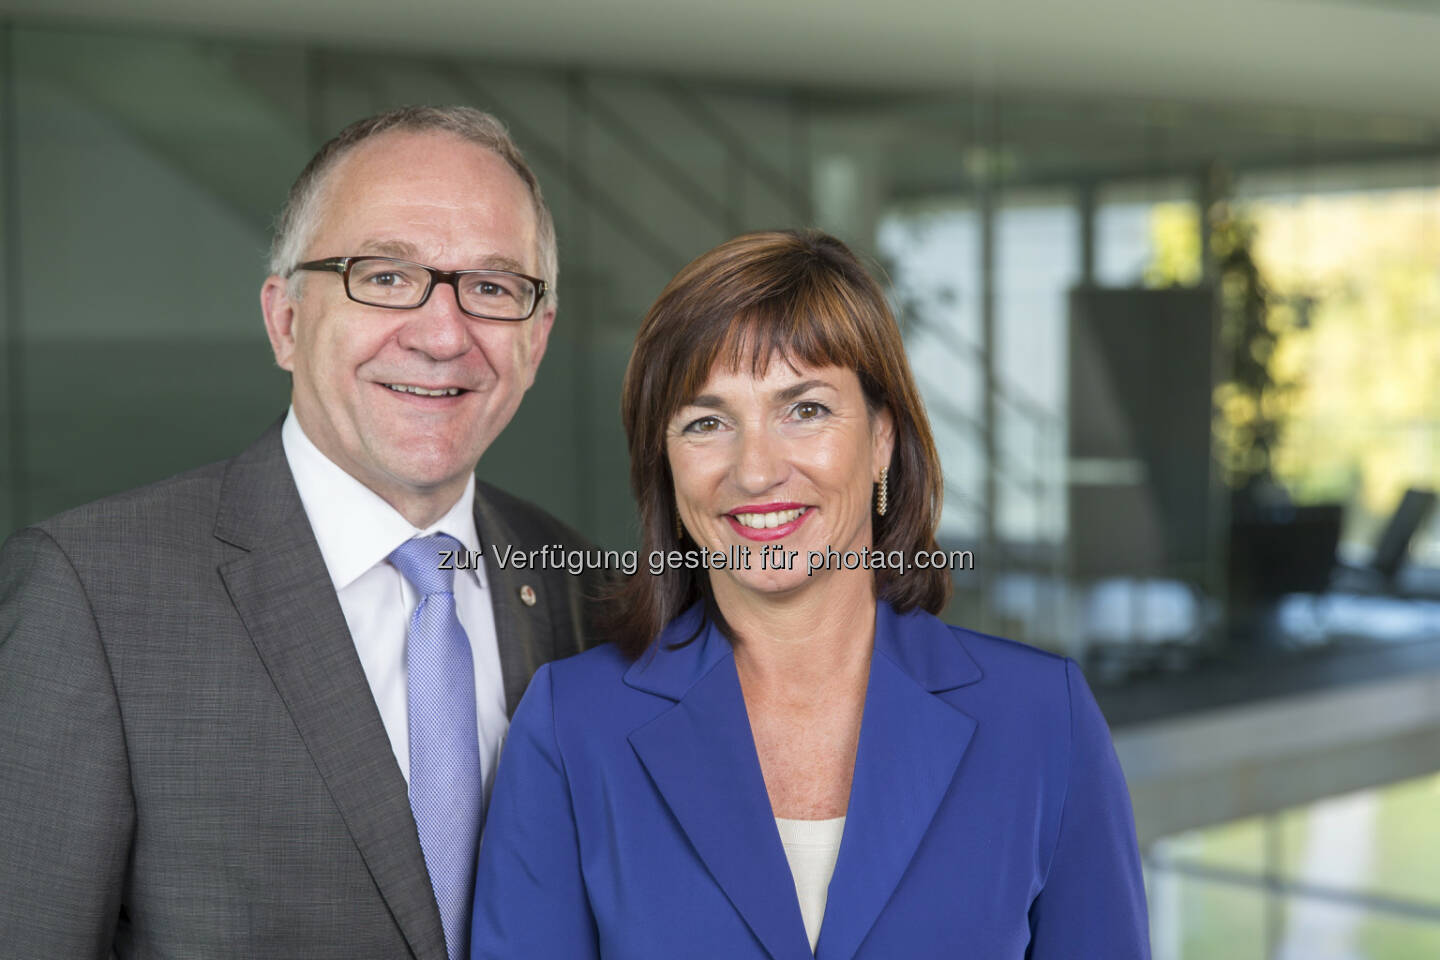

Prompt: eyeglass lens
xmin=346 ymin=257 xmax=536 ymax=319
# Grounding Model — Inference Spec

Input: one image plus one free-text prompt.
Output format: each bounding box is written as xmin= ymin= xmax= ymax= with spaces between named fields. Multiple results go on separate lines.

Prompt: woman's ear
xmin=872 ymin=405 xmax=896 ymax=476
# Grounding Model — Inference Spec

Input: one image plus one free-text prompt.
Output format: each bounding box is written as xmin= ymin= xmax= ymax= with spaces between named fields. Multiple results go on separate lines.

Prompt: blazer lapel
xmin=213 ymin=423 xmax=448 ymax=960
xmin=626 ymin=610 xmax=814 ymax=960
xmin=472 ymin=487 xmax=556 ymax=717
xmin=815 ymin=604 xmax=982 ymax=960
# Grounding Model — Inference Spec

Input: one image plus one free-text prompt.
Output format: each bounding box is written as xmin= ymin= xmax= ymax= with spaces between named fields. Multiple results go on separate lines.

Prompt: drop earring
xmin=876 ymin=466 xmax=889 ymax=517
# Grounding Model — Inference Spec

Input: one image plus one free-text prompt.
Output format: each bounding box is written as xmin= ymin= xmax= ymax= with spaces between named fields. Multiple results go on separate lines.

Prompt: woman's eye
xmin=685 ymin=416 xmax=722 ymax=434
xmin=793 ymin=401 xmax=828 ymax=421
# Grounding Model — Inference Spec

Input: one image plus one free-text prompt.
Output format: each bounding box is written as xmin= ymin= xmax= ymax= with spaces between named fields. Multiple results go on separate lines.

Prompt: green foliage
xmin=1144 ymin=193 xmax=1306 ymax=494
xmin=1209 ymin=204 xmax=1304 ymax=493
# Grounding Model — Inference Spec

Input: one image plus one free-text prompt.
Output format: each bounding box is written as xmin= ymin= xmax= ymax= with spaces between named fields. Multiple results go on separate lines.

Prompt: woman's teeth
xmin=385 ymin=384 xmax=460 ymax=397
xmin=732 ymin=508 xmax=804 ymax=529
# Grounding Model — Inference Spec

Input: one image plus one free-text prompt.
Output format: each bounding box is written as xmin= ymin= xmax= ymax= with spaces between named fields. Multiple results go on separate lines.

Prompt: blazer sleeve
xmin=471 ymin=663 xmax=600 ymax=959
xmin=0 ymin=528 xmax=134 ymax=958
xmin=1026 ymin=659 xmax=1151 ymax=959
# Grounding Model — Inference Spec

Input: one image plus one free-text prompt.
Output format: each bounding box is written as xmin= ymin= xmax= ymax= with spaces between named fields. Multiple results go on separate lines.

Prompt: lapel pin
xmin=519 ymin=584 xmax=537 ymax=607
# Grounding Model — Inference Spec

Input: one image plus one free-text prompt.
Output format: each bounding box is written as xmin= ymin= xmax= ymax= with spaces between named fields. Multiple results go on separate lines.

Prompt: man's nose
xmin=396 ymin=280 xmax=471 ymax=360
xmin=732 ymin=424 xmax=787 ymax=494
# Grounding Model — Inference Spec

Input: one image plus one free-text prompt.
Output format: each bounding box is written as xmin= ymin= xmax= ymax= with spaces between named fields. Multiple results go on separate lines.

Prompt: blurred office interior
xmin=2 ymin=1 xmax=1439 ymax=955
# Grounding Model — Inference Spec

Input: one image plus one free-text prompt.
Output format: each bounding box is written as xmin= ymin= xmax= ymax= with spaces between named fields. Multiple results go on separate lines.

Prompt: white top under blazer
xmin=775 ymin=816 xmax=847 ymax=953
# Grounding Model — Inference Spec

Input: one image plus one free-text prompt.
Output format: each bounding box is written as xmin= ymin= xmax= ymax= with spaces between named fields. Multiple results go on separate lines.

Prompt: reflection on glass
xmin=1151 ymin=773 xmax=1440 ymax=958
xmin=1146 ymin=869 xmax=1267 ymax=960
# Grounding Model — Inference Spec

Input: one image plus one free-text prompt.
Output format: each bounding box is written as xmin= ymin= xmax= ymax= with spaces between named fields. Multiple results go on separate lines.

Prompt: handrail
xmin=1146 ymin=854 xmax=1440 ymax=924
xmin=898 ymin=297 xmax=1051 ymax=415
xmin=902 ymin=309 xmax=1058 ymax=430
xmin=661 ymin=82 xmax=812 ymax=221
xmin=574 ymin=82 xmax=736 ymax=233
xmin=433 ymin=63 xmax=685 ymax=276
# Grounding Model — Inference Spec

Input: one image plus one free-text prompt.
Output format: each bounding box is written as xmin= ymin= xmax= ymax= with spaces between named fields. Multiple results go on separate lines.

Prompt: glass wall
xmin=0 ymin=25 xmax=813 ymax=550
xmin=1148 ymin=773 xmax=1440 ymax=958
xmin=9 ymin=20 xmax=1437 ymax=655
xmin=4 ymin=15 xmax=1440 ymax=954
xmin=1238 ymin=172 xmax=1440 ymax=563
xmin=4 ymin=20 xmax=1438 ymax=652
xmin=7 ymin=22 xmax=1440 ymax=593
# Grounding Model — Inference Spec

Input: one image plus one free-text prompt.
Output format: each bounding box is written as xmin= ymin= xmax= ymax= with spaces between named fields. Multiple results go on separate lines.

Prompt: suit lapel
xmin=214 ymin=423 xmax=448 ymax=960
xmin=472 ymin=487 xmax=556 ymax=717
xmin=815 ymin=604 xmax=982 ymax=960
xmin=626 ymin=612 xmax=814 ymax=960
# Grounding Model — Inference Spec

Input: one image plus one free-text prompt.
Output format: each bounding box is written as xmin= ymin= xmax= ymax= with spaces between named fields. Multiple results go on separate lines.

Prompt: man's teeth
xmin=385 ymin=383 xmax=460 ymax=397
xmin=733 ymin=508 xmax=804 ymax=529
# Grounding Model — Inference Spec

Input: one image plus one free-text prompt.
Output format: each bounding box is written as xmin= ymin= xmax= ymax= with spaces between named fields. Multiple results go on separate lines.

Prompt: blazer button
xmin=519 ymin=584 xmax=537 ymax=607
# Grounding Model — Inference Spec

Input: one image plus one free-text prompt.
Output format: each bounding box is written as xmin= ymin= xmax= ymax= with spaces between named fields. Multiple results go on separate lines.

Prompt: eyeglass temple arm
xmin=289 ymin=257 xmax=350 ymax=276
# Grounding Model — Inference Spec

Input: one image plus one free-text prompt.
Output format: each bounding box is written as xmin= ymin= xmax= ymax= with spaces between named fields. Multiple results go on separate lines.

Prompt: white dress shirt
xmin=281 ymin=409 xmax=509 ymax=807
xmin=775 ymin=815 xmax=846 ymax=953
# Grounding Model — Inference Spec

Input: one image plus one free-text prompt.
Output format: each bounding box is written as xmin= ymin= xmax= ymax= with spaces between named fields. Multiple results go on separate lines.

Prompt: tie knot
xmin=388 ymin=533 xmax=462 ymax=596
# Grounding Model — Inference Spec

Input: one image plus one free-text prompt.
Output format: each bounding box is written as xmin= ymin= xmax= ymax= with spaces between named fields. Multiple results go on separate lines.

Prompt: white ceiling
xmin=6 ymin=0 xmax=1440 ymax=120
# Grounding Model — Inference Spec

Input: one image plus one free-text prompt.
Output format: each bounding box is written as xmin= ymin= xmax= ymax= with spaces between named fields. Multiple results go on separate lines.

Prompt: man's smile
xmin=382 ymin=382 xmax=466 ymax=397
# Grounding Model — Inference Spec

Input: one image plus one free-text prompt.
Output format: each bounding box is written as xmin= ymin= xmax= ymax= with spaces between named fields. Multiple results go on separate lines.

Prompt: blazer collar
xmin=621 ymin=602 xmax=729 ymax=700
xmin=870 ymin=599 xmax=984 ymax=692
xmin=625 ymin=599 xmax=982 ymax=960
xmin=472 ymin=481 xmax=558 ymax=716
xmin=623 ymin=599 xmax=983 ymax=700
xmin=213 ymin=418 xmax=303 ymax=550
xmin=214 ymin=420 xmax=448 ymax=960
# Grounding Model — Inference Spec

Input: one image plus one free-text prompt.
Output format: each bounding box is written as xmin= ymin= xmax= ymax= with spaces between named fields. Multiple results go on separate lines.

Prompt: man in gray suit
xmin=0 ymin=106 xmax=604 ymax=959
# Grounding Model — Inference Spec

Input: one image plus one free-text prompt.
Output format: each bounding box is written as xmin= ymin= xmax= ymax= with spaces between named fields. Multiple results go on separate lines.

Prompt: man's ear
xmin=521 ymin=303 xmax=557 ymax=389
xmin=260 ymin=276 xmax=298 ymax=371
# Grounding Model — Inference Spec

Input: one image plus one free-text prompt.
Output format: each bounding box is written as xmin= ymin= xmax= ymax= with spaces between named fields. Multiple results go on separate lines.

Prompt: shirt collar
xmin=281 ymin=406 xmax=485 ymax=592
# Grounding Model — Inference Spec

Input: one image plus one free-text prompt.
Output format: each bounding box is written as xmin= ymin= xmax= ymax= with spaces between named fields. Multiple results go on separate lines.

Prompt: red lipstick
xmin=724 ymin=503 xmax=811 ymax=542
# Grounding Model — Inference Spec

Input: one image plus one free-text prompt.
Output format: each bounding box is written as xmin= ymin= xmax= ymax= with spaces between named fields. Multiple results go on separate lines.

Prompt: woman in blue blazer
xmin=473 ymin=230 xmax=1150 ymax=959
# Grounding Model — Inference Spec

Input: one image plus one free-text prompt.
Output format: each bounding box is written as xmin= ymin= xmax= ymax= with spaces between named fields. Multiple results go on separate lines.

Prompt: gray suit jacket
xmin=0 ymin=421 xmax=607 ymax=959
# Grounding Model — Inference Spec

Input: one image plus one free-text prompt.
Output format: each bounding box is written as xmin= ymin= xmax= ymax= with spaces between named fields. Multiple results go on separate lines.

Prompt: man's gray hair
xmin=269 ymin=105 xmax=558 ymax=308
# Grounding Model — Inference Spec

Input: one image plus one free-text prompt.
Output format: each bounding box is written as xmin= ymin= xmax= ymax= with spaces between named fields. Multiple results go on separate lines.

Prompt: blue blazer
xmin=473 ymin=602 xmax=1150 ymax=959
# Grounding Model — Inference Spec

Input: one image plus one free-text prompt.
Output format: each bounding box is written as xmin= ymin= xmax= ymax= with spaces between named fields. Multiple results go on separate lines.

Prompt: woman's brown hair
xmin=609 ymin=229 xmax=948 ymax=658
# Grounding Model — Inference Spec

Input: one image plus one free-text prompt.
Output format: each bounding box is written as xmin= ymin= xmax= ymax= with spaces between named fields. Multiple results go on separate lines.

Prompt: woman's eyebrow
xmin=681 ymin=379 xmax=834 ymax=412
xmin=773 ymin=379 xmax=836 ymax=403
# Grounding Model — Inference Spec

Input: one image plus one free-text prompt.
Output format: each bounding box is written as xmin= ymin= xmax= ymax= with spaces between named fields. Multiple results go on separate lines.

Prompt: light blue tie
xmin=389 ymin=533 xmax=481 ymax=960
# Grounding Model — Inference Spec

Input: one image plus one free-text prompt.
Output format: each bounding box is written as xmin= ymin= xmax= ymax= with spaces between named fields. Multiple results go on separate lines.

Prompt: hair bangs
xmin=666 ymin=273 xmax=876 ymax=426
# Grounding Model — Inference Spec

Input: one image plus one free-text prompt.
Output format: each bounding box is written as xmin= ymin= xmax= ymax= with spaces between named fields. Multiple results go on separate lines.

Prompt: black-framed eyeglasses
xmin=291 ymin=256 xmax=548 ymax=322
